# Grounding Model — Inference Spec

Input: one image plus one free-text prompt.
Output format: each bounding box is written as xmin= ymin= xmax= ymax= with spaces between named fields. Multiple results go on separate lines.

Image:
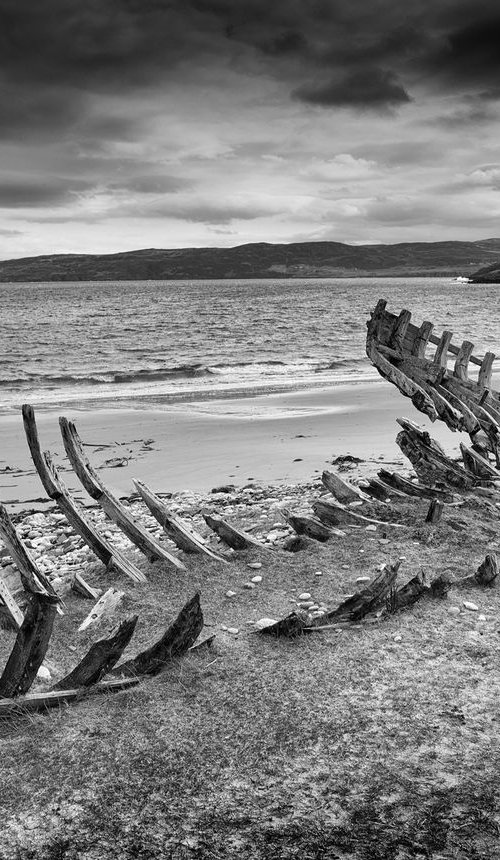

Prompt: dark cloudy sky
xmin=1 ymin=0 xmax=500 ymax=257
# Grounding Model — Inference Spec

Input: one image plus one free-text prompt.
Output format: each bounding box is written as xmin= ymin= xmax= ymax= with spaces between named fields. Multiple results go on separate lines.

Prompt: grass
xmin=2 ymin=485 xmax=500 ymax=858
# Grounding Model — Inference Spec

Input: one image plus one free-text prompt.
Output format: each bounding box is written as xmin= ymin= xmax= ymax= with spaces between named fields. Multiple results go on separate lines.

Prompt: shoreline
xmin=1 ymin=380 xmax=461 ymax=512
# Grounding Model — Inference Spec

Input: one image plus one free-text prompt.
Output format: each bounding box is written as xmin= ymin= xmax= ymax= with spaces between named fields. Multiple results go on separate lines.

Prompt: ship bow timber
xmin=366 ymin=299 xmax=500 ymax=464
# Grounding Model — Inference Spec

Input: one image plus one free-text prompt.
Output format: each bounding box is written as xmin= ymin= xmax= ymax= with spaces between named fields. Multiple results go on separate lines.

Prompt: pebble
xmin=463 ymin=601 xmax=479 ymax=612
xmin=341 ymin=565 xmax=350 ymax=570
xmin=225 ymin=591 xmax=236 ymax=598
xmin=356 ymin=576 xmax=371 ymax=584
xmin=298 ymin=592 xmax=311 ymax=600
xmin=378 ymin=539 xmax=390 ymax=545
xmin=313 ymin=570 xmax=323 ymax=576
xmin=393 ymin=634 xmax=402 ymax=643
xmin=227 ymin=628 xmax=239 ymax=635
xmin=36 ymin=666 xmax=51 ymax=682
xmin=251 ymin=575 xmax=262 ymax=584
xmin=399 ymin=556 xmax=407 ymax=561
xmin=243 ymin=582 xmax=256 ymax=590
xmin=478 ymin=614 xmax=487 ymax=621
xmin=247 ymin=562 xmax=262 ymax=570
xmin=448 ymin=606 xmax=461 ymax=616
xmin=365 ymin=525 xmax=377 ymax=532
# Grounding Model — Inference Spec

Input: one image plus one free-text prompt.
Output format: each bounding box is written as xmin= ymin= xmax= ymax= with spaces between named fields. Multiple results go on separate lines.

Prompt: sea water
xmin=1 ymin=276 xmax=499 ymax=413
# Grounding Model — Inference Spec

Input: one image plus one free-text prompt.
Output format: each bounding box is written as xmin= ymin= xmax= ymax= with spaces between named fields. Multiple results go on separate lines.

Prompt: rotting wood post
xmin=203 ymin=512 xmax=273 ymax=551
xmin=110 ymin=593 xmax=203 ymax=678
xmin=429 ymin=572 xmax=454 ymax=598
xmin=51 ymin=616 xmax=138 ymax=690
xmin=59 ymin=417 xmax=186 ymax=570
xmin=425 ymin=499 xmax=444 ymax=524
xmin=475 ymin=554 xmax=498 ymax=587
xmin=0 ymin=593 xmax=58 ymax=698
xmin=22 ymin=404 xmax=147 ymax=584
xmin=0 ymin=504 xmax=59 ymax=600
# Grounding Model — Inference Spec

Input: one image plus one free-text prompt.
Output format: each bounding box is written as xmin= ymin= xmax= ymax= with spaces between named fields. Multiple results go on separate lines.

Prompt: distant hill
xmin=469 ymin=259 xmax=500 ymax=283
xmin=1 ymin=238 xmax=500 ymax=281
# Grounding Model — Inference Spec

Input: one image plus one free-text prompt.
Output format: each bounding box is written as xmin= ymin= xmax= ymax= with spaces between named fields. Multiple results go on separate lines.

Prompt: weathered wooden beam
xmin=0 ymin=594 xmax=58 ymax=698
xmin=321 ymin=470 xmax=368 ymax=504
xmin=478 ymin=352 xmax=496 ymax=389
xmin=425 ymin=499 xmax=444 ymax=524
xmin=0 ymin=677 xmax=140 ymax=718
xmin=389 ymin=309 xmax=412 ymax=351
xmin=475 ymin=554 xmax=498 ymax=587
xmin=258 ymin=610 xmax=310 ymax=639
xmin=320 ymin=562 xmax=400 ymax=624
xmin=133 ymin=479 xmax=228 ymax=563
xmin=71 ymin=572 xmax=100 ymax=600
xmin=203 ymin=512 xmax=272 ymax=551
xmin=460 ymin=442 xmax=500 ymax=481
xmin=366 ymin=476 xmax=408 ymax=500
xmin=0 ymin=577 xmax=24 ymax=629
xmin=377 ymin=469 xmax=455 ymax=502
xmin=366 ymin=340 xmax=438 ymax=421
xmin=411 ymin=321 xmax=433 ymax=358
xmin=453 ymin=340 xmax=474 ymax=381
xmin=385 ymin=572 xmax=428 ymax=612
xmin=396 ymin=418 xmax=476 ymax=490
xmin=312 ymin=498 xmax=406 ymax=529
xmin=59 ymin=418 xmax=185 ymax=570
xmin=78 ymin=588 xmax=124 ymax=632
xmin=283 ymin=510 xmax=345 ymax=542
xmin=111 ymin=593 xmax=203 ymax=677
xmin=432 ymin=330 xmax=454 ymax=367
xmin=51 ymin=616 xmax=138 ymax=690
xmin=22 ymin=405 xmax=146 ymax=584
xmin=0 ymin=504 xmax=59 ymax=600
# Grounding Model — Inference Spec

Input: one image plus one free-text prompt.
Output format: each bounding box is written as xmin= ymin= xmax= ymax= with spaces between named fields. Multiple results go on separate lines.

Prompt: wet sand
xmin=0 ymin=381 xmax=460 ymax=510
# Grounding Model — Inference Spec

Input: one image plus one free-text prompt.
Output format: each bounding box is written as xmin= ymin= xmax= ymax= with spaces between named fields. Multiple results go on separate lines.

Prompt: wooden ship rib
xmin=367 ymin=298 xmax=500 ymax=482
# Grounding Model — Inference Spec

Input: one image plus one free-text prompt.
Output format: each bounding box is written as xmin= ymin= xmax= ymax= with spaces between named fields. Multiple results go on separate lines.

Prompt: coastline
xmin=1 ymin=380 xmax=460 ymax=511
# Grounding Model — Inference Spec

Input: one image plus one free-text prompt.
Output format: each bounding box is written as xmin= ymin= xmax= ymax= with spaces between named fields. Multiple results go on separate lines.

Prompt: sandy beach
xmin=0 ymin=380 xmax=459 ymax=510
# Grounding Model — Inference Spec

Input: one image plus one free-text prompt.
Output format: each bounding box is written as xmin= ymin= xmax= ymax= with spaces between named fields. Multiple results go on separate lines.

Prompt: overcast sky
xmin=1 ymin=0 xmax=500 ymax=257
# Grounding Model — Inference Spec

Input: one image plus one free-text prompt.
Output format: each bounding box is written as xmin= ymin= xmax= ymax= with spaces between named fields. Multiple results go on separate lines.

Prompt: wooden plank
xmin=453 ymin=340 xmax=474 ymax=380
xmin=321 ymin=470 xmax=368 ymax=503
xmin=377 ymin=469 xmax=455 ymax=502
xmin=433 ymin=384 xmax=481 ymax=434
xmin=203 ymin=513 xmax=273 ymax=551
xmin=0 ymin=594 xmax=57 ymax=698
xmin=0 ymin=504 xmax=58 ymax=600
xmin=22 ymin=405 xmax=147 ymax=584
xmin=411 ymin=321 xmax=433 ymax=358
xmin=312 ymin=498 xmax=406 ymax=529
xmin=111 ymin=593 xmax=203 ymax=677
xmin=133 ymin=479 xmax=228 ymax=563
xmin=59 ymin=418 xmax=185 ymax=570
xmin=313 ymin=563 xmax=400 ymax=624
xmin=0 ymin=677 xmax=140 ymax=717
xmin=366 ymin=340 xmax=438 ymax=421
xmin=389 ymin=310 xmax=412 ymax=351
xmin=478 ymin=352 xmax=496 ymax=389
xmin=52 ymin=616 xmax=138 ymax=690
xmin=71 ymin=572 xmax=100 ymax=600
xmin=282 ymin=509 xmax=345 ymax=542
xmin=432 ymin=331 xmax=454 ymax=367
xmin=459 ymin=443 xmax=500 ymax=480
xmin=78 ymin=588 xmax=124 ymax=632
xmin=0 ymin=577 xmax=24 ymax=629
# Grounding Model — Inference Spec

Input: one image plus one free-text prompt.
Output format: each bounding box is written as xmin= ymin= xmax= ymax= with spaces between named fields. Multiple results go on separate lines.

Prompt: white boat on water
xmin=454 ymin=275 xmax=470 ymax=283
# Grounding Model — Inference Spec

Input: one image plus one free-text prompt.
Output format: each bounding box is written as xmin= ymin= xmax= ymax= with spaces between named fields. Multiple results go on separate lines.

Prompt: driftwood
xmin=396 ymin=418 xmax=476 ymax=490
xmin=378 ymin=469 xmax=455 ymax=503
xmin=429 ymin=572 xmax=454 ymax=597
xmin=282 ymin=509 xmax=345 ymax=542
xmin=0 ymin=677 xmax=140 ymax=718
xmin=460 ymin=442 xmax=500 ymax=481
xmin=203 ymin=512 xmax=272 ymax=551
xmin=425 ymin=499 xmax=444 ymax=524
xmin=0 ymin=504 xmax=58 ymax=600
xmin=59 ymin=418 xmax=185 ymax=570
xmin=258 ymin=610 xmax=310 ymax=639
xmin=385 ymin=572 xmax=428 ymax=612
xmin=475 ymin=554 xmax=498 ymax=587
xmin=71 ymin=572 xmax=100 ymax=600
xmin=312 ymin=498 xmax=405 ymax=529
xmin=0 ymin=577 xmax=24 ymax=629
xmin=319 ymin=563 xmax=400 ymax=624
xmin=111 ymin=593 xmax=203 ymax=677
xmin=22 ymin=405 xmax=146 ymax=584
xmin=133 ymin=479 xmax=228 ymax=563
xmin=321 ymin=470 xmax=368 ymax=504
xmin=0 ymin=593 xmax=58 ymax=698
xmin=78 ymin=588 xmax=124 ymax=632
xmin=51 ymin=616 xmax=138 ymax=690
